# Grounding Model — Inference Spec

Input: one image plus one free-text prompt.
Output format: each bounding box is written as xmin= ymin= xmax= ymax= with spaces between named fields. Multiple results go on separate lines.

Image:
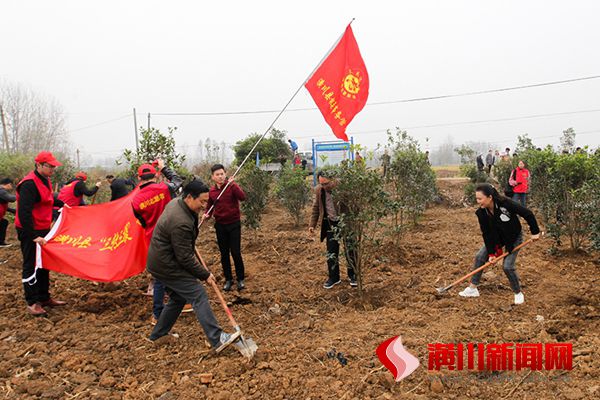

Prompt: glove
xmin=492 ymin=245 xmax=503 ymax=258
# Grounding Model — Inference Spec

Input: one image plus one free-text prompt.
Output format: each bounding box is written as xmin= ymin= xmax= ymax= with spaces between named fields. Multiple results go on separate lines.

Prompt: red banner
xmin=36 ymin=189 xmax=148 ymax=282
xmin=305 ymin=25 xmax=369 ymax=141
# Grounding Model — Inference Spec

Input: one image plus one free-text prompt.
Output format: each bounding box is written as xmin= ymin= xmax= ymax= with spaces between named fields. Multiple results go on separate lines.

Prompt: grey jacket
xmin=147 ymin=197 xmax=210 ymax=282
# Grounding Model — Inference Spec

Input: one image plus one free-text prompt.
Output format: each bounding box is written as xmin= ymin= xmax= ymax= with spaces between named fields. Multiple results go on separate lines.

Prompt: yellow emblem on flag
xmin=341 ymin=69 xmax=362 ymax=99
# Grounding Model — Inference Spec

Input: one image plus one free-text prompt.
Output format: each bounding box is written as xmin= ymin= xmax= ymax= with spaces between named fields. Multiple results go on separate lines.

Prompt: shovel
xmin=436 ymin=238 xmax=535 ymax=294
xmin=194 ymin=247 xmax=258 ymax=359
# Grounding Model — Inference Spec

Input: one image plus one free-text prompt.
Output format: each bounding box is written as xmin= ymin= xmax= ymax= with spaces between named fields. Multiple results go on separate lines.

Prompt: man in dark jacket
xmin=148 ymin=180 xmax=241 ymax=353
xmin=106 ymin=175 xmax=136 ymax=201
xmin=204 ymin=164 xmax=247 ymax=292
xmin=15 ymin=151 xmax=67 ymax=316
xmin=476 ymin=154 xmax=485 ymax=172
xmin=58 ymin=172 xmax=101 ymax=207
xmin=0 ymin=178 xmax=17 ymax=247
xmin=308 ymin=170 xmax=357 ymax=289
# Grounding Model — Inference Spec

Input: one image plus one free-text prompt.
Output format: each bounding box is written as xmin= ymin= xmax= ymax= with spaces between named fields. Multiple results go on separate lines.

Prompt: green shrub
xmin=385 ymin=129 xmax=437 ymax=242
xmin=274 ymin=166 xmax=311 ymax=227
xmin=237 ymin=166 xmax=272 ymax=230
xmin=120 ymin=126 xmax=189 ymax=180
xmin=330 ymin=160 xmax=390 ymax=298
xmin=517 ymin=147 xmax=599 ymax=251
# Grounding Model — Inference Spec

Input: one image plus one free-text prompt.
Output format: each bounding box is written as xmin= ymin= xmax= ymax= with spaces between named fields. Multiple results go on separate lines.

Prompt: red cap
xmin=75 ymin=171 xmax=87 ymax=181
xmin=138 ymin=164 xmax=157 ymax=177
xmin=35 ymin=151 xmax=62 ymax=167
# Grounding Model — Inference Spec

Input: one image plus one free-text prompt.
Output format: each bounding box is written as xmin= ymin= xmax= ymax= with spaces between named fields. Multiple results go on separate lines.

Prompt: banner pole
xmin=200 ymin=18 xmax=355 ymax=226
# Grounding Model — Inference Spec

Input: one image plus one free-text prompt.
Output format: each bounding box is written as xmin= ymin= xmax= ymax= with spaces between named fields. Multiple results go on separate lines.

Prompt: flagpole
xmin=200 ymin=18 xmax=356 ymax=226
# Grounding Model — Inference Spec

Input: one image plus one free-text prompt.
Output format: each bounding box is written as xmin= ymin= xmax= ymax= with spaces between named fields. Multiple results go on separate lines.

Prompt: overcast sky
xmin=2 ymin=0 xmax=599 ymax=165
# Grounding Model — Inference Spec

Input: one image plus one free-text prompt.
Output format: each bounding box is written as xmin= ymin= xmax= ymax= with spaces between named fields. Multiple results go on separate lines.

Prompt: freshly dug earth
xmin=0 ymin=179 xmax=598 ymax=399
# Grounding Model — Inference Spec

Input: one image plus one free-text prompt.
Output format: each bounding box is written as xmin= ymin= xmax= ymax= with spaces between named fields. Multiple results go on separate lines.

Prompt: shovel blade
xmin=236 ymin=336 xmax=258 ymax=359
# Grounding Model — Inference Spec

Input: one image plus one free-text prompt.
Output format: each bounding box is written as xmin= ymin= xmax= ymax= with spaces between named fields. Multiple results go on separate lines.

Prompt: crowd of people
xmin=0 ymin=143 xmax=548 ymax=352
xmin=474 ymin=148 xmax=532 ymax=207
xmin=0 ymin=151 xmax=252 ymax=354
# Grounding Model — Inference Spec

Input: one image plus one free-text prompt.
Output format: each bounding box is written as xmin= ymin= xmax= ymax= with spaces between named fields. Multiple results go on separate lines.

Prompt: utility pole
xmin=147 ymin=113 xmax=151 ymax=131
xmin=0 ymin=104 xmax=9 ymax=153
xmin=133 ymin=108 xmax=139 ymax=151
xmin=76 ymin=149 xmax=80 ymax=169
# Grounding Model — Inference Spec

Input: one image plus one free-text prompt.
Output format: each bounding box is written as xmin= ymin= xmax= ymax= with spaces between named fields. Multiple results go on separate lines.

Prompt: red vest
xmin=15 ymin=171 xmax=54 ymax=230
xmin=513 ymin=167 xmax=530 ymax=193
xmin=0 ymin=202 xmax=8 ymax=220
xmin=58 ymin=180 xmax=83 ymax=207
xmin=131 ymin=182 xmax=171 ymax=244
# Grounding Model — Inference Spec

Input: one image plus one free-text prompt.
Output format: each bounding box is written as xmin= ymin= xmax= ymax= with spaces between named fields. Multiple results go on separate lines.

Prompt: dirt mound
xmin=0 ymin=182 xmax=598 ymax=399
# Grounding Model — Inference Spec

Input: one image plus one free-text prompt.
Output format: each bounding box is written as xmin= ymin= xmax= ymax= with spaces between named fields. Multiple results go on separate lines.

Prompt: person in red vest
xmin=57 ymin=172 xmax=101 ymax=207
xmin=131 ymin=159 xmax=184 ymax=325
xmin=15 ymin=151 xmax=67 ymax=316
xmin=0 ymin=178 xmax=17 ymax=247
xmin=509 ymin=160 xmax=530 ymax=207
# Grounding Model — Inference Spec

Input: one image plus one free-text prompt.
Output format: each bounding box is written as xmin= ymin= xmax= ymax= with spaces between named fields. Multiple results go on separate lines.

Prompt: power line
xmin=151 ymin=74 xmax=600 ymax=116
xmin=71 ymin=106 xmax=600 ymax=156
xmin=67 ymin=114 xmax=131 ymax=134
xmin=292 ymin=108 xmax=600 ymax=140
xmin=368 ymin=75 xmax=600 ymax=106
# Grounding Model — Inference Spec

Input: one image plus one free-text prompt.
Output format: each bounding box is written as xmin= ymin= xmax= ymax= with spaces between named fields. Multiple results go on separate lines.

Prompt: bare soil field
xmin=0 ymin=179 xmax=598 ymax=399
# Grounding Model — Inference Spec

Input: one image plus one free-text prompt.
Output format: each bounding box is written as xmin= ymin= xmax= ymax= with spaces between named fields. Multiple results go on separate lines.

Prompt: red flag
xmin=36 ymin=189 xmax=148 ymax=282
xmin=305 ymin=25 xmax=369 ymax=141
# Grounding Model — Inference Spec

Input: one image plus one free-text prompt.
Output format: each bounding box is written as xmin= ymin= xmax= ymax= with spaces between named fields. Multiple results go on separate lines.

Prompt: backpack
xmin=503 ymin=169 xmax=516 ymax=197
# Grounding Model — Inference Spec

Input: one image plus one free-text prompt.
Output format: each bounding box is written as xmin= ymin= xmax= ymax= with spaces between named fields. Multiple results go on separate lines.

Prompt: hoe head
xmin=436 ymin=285 xmax=452 ymax=295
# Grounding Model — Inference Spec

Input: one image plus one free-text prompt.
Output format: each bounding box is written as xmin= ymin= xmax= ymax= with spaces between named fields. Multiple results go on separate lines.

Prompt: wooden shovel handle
xmin=194 ymin=247 xmax=238 ymax=329
xmin=443 ymin=238 xmax=534 ymax=291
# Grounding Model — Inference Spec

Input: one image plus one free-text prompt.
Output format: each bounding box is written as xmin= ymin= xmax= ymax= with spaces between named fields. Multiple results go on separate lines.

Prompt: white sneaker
xmin=458 ymin=286 xmax=480 ymax=297
xmin=514 ymin=292 xmax=525 ymax=305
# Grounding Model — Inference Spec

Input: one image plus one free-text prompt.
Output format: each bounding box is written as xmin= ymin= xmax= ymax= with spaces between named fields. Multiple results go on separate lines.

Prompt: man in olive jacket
xmin=308 ymin=170 xmax=357 ymax=289
xmin=147 ymin=180 xmax=240 ymax=352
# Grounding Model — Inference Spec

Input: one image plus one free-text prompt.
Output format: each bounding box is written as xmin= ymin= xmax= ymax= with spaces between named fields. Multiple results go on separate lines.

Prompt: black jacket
xmin=146 ymin=197 xmax=210 ymax=282
xmin=110 ymin=178 xmax=136 ymax=201
xmin=476 ymin=197 xmax=540 ymax=256
xmin=0 ymin=187 xmax=16 ymax=214
xmin=73 ymin=179 xmax=99 ymax=198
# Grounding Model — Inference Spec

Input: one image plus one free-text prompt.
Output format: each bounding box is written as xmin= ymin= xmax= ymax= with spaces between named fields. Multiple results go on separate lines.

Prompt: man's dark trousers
xmin=149 ymin=275 xmax=222 ymax=347
xmin=0 ymin=218 xmax=8 ymax=243
xmin=17 ymin=228 xmax=50 ymax=305
xmin=215 ymin=221 xmax=244 ymax=282
xmin=323 ymin=219 xmax=356 ymax=282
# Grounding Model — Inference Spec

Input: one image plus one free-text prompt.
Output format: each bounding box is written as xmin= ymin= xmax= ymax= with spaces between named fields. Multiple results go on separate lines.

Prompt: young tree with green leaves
xmin=385 ymin=129 xmax=437 ymax=242
xmin=323 ymin=161 xmax=390 ymax=299
xmin=233 ymin=128 xmax=291 ymax=164
xmin=274 ymin=166 xmax=311 ymax=227
xmin=237 ymin=166 xmax=272 ymax=230
xmin=120 ymin=126 xmax=188 ymax=179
